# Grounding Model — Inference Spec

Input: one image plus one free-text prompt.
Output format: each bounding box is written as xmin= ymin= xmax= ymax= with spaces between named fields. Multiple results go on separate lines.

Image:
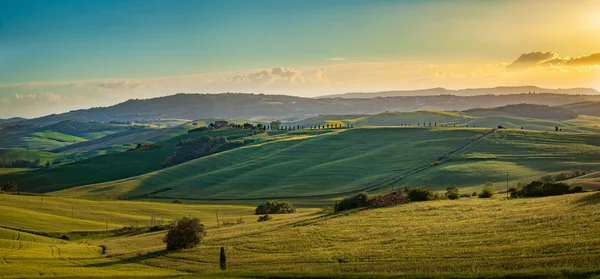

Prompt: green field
xmin=397 ymin=129 xmax=600 ymax=192
xmin=0 ymin=148 xmax=59 ymax=162
xmin=1 ymin=192 xmax=600 ymax=278
xmin=52 ymin=128 xmax=489 ymax=199
xmin=0 ymin=146 xmax=178 ymax=193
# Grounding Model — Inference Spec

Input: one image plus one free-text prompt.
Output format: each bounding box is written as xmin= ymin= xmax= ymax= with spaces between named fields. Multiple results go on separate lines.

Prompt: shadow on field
xmin=84 ymin=249 xmax=171 ymax=268
xmin=573 ymin=192 xmax=600 ymax=206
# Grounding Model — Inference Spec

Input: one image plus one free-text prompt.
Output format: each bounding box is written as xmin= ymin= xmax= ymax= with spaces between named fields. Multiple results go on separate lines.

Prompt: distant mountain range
xmin=3 ymin=88 xmax=600 ymax=129
xmin=317 ymin=86 xmax=599 ymax=99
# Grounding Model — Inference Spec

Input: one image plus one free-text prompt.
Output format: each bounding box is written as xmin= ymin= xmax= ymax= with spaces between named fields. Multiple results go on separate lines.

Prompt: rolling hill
xmin=1 ymin=191 xmax=600 ymax=278
xmin=4 ymin=92 xmax=600 ymax=127
xmin=46 ymin=127 xmax=600 ymax=201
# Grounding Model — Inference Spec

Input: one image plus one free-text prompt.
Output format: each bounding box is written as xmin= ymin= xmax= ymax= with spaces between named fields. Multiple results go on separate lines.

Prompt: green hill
xmin=290 ymin=109 xmax=600 ymax=133
xmin=561 ymin=101 xmax=600 ymax=116
xmin=397 ymin=130 xmax=600 ymax=192
xmin=54 ymin=128 xmax=490 ymax=199
xmin=49 ymin=127 xmax=600 ymax=201
xmin=0 ymin=148 xmax=58 ymax=162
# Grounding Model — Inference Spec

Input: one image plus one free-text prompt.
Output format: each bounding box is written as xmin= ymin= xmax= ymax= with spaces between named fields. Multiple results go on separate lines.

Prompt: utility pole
xmin=215 ymin=211 xmax=220 ymax=226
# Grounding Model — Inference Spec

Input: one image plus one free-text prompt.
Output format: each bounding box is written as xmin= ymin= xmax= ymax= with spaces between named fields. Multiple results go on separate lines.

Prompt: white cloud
xmin=0 ymin=52 xmax=598 ymax=118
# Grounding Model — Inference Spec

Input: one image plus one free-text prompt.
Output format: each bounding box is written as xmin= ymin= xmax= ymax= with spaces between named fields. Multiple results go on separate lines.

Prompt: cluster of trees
xmin=163 ymin=217 xmax=207 ymax=250
xmin=334 ymin=184 xmax=500 ymax=212
xmin=509 ymin=181 xmax=584 ymax=198
xmin=162 ymin=136 xmax=244 ymax=167
xmin=309 ymin=123 xmax=351 ymax=129
xmin=0 ymin=158 xmax=51 ymax=168
xmin=255 ymin=200 xmax=296 ymax=214
xmin=334 ymin=192 xmax=409 ymax=212
xmin=541 ymin=169 xmax=587 ymax=182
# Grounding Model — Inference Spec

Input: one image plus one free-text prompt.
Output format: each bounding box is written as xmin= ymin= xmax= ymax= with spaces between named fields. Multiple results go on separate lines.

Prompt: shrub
xmin=255 ymin=201 xmax=296 ymax=215
xmin=257 ymin=214 xmax=272 ymax=222
xmin=430 ymin=161 xmax=440 ymax=167
xmin=407 ymin=187 xmax=436 ymax=202
xmin=512 ymin=181 xmax=585 ymax=197
xmin=163 ymin=217 xmax=206 ymax=250
xmin=334 ymin=192 xmax=369 ymax=212
xmin=1 ymin=181 xmax=18 ymax=192
xmin=366 ymin=193 xmax=409 ymax=208
xmin=478 ymin=183 xmax=495 ymax=198
xmin=571 ymin=184 xmax=584 ymax=193
xmin=472 ymin=192 xmax=478 ymax=197
xmin=172 ymin=199 xmax=183 ymax=204
xmin=445 ymin=185 xmax=460 ymax=200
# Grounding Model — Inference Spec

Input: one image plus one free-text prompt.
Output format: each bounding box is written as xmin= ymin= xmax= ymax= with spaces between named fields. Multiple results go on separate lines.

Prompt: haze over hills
xmin=3 ymin=90 xmax=600 ymax=127
xmin=318 ymin=86 xmax=599 ymax=99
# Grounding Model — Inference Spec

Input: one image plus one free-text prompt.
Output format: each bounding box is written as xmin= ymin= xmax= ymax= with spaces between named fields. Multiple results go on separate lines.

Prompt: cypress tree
xmin=220 ymin=247 xmax=226 ymax=271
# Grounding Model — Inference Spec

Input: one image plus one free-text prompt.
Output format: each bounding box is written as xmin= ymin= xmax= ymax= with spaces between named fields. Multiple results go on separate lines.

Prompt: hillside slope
xmin=398 ymin=130 xmax=600 ymax=192
xmin=55 ymin=128 xmax=489 ymax=199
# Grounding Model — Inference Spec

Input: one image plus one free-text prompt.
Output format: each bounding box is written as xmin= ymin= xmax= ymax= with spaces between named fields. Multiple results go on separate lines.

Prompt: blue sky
xmin=0 ymin=0 xmax=599 ymax=117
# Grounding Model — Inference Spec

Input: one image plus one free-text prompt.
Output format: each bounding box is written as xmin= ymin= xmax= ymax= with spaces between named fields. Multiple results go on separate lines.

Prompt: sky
xmin=1 ymin=0 xmax=600 ymax=118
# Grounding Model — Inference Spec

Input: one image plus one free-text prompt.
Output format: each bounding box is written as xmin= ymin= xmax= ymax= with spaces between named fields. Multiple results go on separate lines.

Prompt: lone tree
xmin=220 ymin=247 xmax=226 ymax=271
xmin=1 ymin=181 xmax=18 ymax=192
xmin=163 ymin=217 xmax=207 ymax=250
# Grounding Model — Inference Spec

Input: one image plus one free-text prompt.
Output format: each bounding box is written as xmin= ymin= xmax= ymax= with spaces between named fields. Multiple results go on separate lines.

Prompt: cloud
xmin=98 ymin=80 xmax=143 ymax=90
xmin=507 ymin=51 xmax=600 ymax=71
xmin=326 ymin=58 xmax=347 ymax=61
xmin=226 ymin=67 xmax=305 ymax=85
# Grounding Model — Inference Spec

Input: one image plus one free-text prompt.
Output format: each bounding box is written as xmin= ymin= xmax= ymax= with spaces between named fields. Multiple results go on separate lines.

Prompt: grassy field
xmin=2 ymin=192 xmax=599 ymax=278
xmin=0 ymin=146 xmax=178 ymax=193
xmin=0 ymin=148 xmax=59 ymax=162
xmin=0 ymin=194 xmax=256 ymax=233
xmin=53 ymin=128 xmax=488 ymax=199
xmin=397 ymin=129 xmax=600 ymax=192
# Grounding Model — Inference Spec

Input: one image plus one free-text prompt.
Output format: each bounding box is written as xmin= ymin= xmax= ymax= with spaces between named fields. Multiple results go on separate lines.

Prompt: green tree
xmin=163 ymin=217 xmax=207 ymax=250
xmin=220 ymin=247 xmax=227 ymax=271
xmin=478 ymin=183 xmax=495 ymax=198
xmin=446 ymin=185 xmax=460 ymax=200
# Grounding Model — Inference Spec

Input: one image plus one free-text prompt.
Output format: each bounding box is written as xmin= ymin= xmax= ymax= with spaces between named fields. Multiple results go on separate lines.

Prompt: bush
xmin=407 ymin=187 xmax=436 ymax=202
xmin=366 ymin=193 xmax=409 ymax=208
xmin=163 ymin=217 xmax=206 ymax=250
xmin=445 ymin=185 xmax=460 ymax=200
xmin=334 ymin=192 xmax=369 ymax=212
xmin=511 ymin=181 xmax=585 ymax=198
xmin=472 ymin=192 xmax=477 ymax=197
xmin=1 ymin=181 xmax=18 ymax=192
xmin=255 ymin=201 xmax=296 ymax=214
xmin=172 ymin=199 xmax=183 ymax=204
xmin=571 ymin=184 xmax=584 ymax=193
xmin=257 ymin=214 xmax=272 ymax=222
xmin=478 ymin=183 xmax=495 ymax=198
